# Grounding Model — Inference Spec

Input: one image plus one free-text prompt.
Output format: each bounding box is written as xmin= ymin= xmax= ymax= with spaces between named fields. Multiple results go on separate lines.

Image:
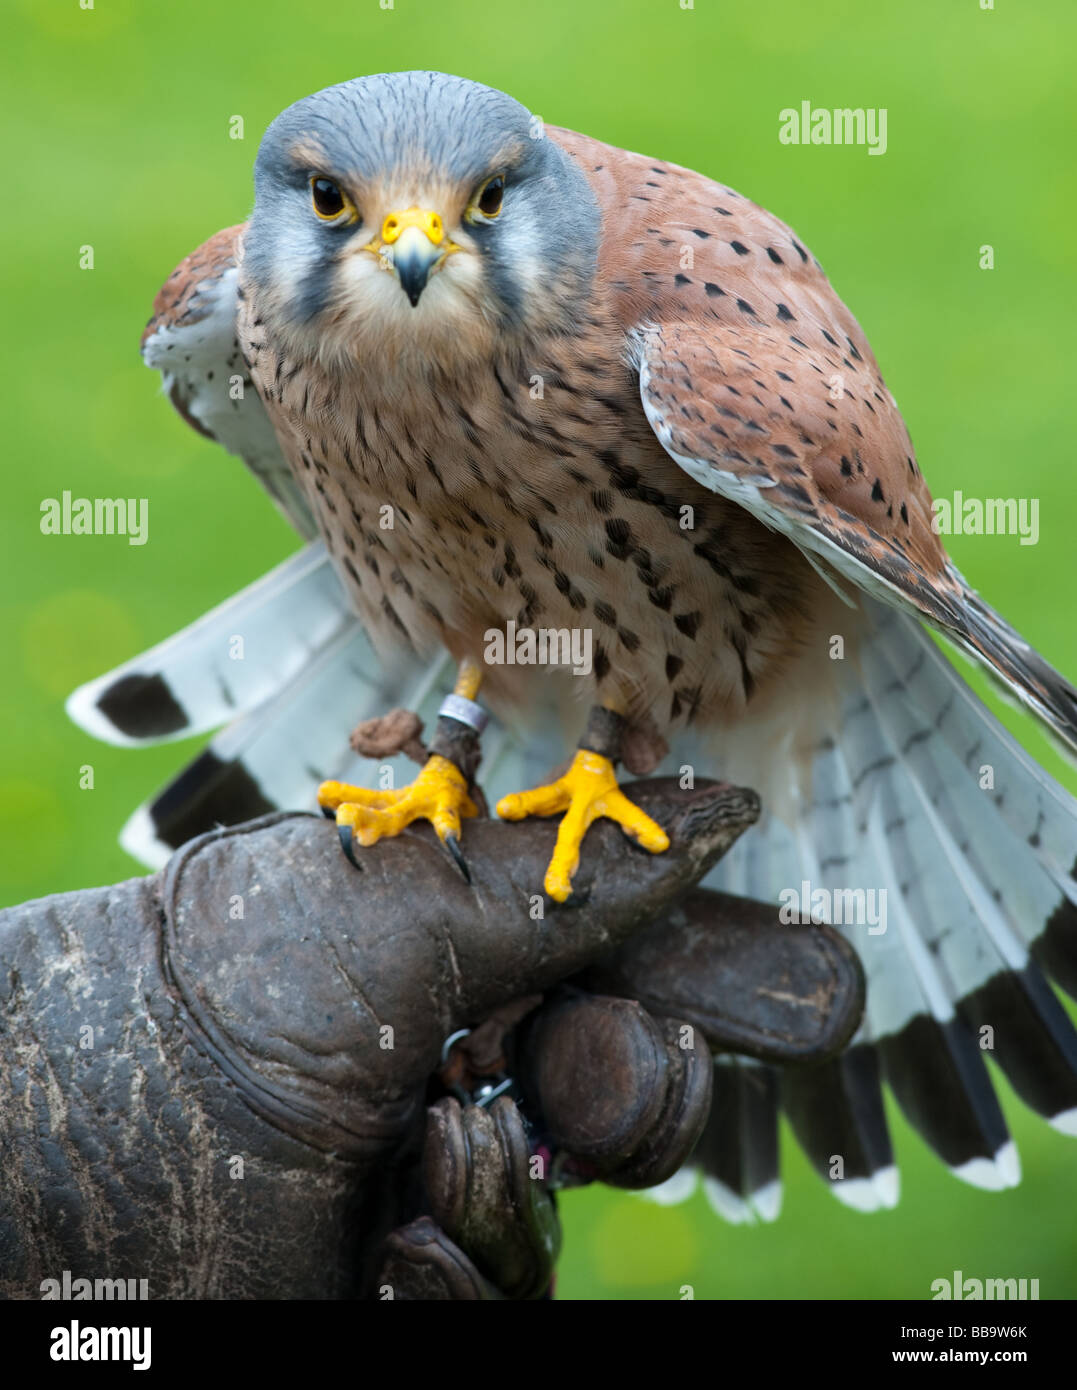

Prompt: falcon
xmin=70 ymin=71 xmax=1077 ymax=1217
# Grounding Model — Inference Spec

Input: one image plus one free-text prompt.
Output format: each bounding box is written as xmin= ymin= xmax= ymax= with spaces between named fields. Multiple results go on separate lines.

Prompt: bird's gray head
xmin=243 ymin=72 xmax=601 ymax=372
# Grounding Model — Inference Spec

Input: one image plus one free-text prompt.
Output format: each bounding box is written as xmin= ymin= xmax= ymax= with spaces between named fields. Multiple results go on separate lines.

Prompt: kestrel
xmin=70 ymin=72 xmax=1077 ymax=1216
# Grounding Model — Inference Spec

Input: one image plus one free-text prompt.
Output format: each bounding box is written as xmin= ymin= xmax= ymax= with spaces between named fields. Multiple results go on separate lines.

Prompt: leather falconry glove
xmin=0 ymin=778 xmax=863 ymax=1300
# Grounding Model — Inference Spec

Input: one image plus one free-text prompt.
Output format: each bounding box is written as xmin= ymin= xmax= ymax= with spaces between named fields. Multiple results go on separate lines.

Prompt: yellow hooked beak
xmin=374 ymin=207 xmax=458 ymax=306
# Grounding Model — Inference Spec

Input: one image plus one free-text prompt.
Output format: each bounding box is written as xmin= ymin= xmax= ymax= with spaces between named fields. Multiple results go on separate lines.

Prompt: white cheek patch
xmin=262 ymin=225 xmax=328 ymax=311
xmin=498 ymin=215 xmax=545 ymax=304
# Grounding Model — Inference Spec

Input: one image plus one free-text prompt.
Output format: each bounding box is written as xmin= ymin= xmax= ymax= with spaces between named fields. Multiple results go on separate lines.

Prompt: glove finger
xmin=519 ymin=992 xmax=712 ymax=1187
xmin=423 ymin=1095 xmax=560 ymax=1300
xmin=375 ymin=1216 xmax=504 ymax=1301
xmin=583 ymin=887 xmax=866 ymax=1063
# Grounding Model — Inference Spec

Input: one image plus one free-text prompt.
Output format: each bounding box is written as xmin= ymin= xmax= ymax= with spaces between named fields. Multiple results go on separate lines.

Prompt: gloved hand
xmin=0 ymin=778 xmax=863 ymax=1301
xmin=387 ymin=883 xmax=864 ymax=1299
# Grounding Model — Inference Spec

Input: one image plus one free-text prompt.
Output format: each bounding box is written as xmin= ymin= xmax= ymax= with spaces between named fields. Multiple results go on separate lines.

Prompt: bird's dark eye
xmin=311 ymin=177 xmax=347 ymax=219
xmin=476 ymin=174 xmax=505 ymax=217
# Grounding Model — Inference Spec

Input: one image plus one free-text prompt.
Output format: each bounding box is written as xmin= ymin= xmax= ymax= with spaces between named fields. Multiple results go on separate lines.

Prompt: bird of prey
xmin=70 ymin=71 xmax=1077 ymax=1218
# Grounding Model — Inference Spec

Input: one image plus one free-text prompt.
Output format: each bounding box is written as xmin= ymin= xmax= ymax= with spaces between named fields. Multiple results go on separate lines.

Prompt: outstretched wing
xmin=141 ymin=224 xmax=317 ymax=540
xmin=635 ymin=317 xmax=1077 ymax=750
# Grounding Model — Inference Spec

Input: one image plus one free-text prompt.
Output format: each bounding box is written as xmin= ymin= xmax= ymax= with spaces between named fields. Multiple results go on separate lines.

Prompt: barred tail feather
xmin=66 ymin=543 xmax=351 ymax=746
xmin=708 ymin=593 xmax=1077 ymax=1206
xmin=696 ymin=1060 xmax=781 ymax=1224
xmin=781 ymin=1046 xmax=897 ymax=1211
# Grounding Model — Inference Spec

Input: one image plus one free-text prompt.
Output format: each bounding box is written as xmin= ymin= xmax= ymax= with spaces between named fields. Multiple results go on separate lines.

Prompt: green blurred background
xmin=3 ymin=0 xmax=1074 ymax=1299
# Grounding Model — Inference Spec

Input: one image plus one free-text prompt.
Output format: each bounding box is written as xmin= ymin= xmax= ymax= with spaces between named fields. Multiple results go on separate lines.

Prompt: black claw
xmin=443 ymin=833 xmax=471 ymax=885
xmin=557 ymin=883 xmax=591 ymax=909
xmin=337 ymin=822 xmax=363 ymax=870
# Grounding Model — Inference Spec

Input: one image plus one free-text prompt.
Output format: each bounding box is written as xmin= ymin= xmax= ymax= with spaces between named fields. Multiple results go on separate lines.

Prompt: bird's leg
xmin=496 ymin=702 xmax=670 ymax=903
xmin=318 ymin=659 xmax=486 ymax=879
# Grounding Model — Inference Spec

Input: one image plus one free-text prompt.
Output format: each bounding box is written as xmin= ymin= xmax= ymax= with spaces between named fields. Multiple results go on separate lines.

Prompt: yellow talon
xmin=318 ymin=754 xmax=478 ymax=849
xmin=496 ymin=749 xmax=670 ymax=903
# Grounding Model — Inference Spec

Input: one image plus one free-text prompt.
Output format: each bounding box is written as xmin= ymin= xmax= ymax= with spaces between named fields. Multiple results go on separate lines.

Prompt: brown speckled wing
xmin=637 ymin=321 xmax=1077 ymax=744
xmin=636 ymin=317 xmax=964 ymax=628
xmin=141 ymin=224 xmax=317 ymax=540
xmin=551 ymin=126 xmax=958 ymax=626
